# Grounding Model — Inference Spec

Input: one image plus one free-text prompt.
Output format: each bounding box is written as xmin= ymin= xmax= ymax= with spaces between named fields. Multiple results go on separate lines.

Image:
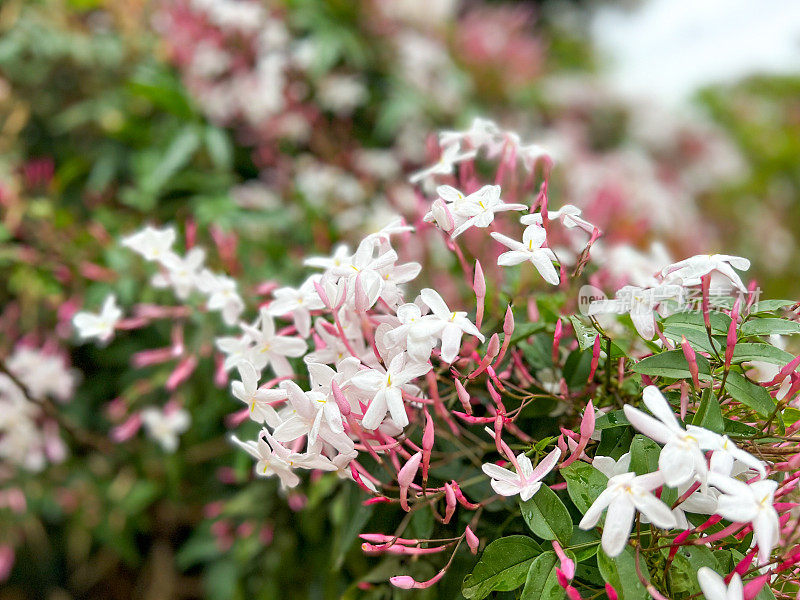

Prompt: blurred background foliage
xmin=0 ymin=0 xmax=798 ymax=598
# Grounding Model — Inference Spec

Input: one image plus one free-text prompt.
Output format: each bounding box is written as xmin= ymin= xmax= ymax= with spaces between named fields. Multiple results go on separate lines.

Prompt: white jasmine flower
xmin=579 ymin=471 xmax=677 ymax=557
xmin=121 ymin=225 xmax=176 ymax=263
xmin=197 ymin=269 xmax=245 ymax=325
xmin=409 ymin=144 xmax=478 ymax=184
xmin=267 ymin=275 xmax=326 ymax=338
xmin=623 ymin=386 xmax=720 ymax=487
xmin=141 ymin=406 xmax=190 ymax=452
xmin=241 ymin=310 xmax=307 ymax=377
xmin=231 ymin=430 xmax=301 ymax=490
xmin=451 ymin=185 xmax=526 ymax=238
xmin=73 ymin=295 xmax=122 ymax=344
xmin=660 ymin=254 xmax=750 ymax=292
xmin=481 ymin=447 xmax=561 ymax=501
xmin=231 ymin=361 xmax=284 ymax=426
xmin=588 ymin=284 xmax=684 ymax=340
xmin=490 ymin=225 xmax=560 ymax=285
xmin=419 ymin=288 xmax=485 ymax=363
xmin=708 ymin=472 xmax=779 ymax=565
xmin=520 ymin=204 xmax=596 ymax=234
xmin=152 ymin=248 xmax=206 ymax=300
xmin=351 ymin=353 xmax=432 ymax=430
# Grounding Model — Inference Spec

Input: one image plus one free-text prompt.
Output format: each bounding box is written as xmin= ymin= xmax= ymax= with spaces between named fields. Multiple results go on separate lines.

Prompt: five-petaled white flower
xmin=351 ymin=352 xmax=432 ymax=430
xmin=409 ymin=144 xmax=478 ymax=184
xmin=241 ymin=310 xmax=307 ymax=377
xmin=73 ymin=294 xmax=122 ymax=343
xmin=152 ymin=248 xmax=206 ymax=300
xmin=231 ymin=430 xmax=303 ymax=490
xmin=231 ymin=361 xmax=284 ymax=426
xmin=197 ymin=269 xmax=245 ymax=325
xmin=579 ymin=471 xmax=677 ymax=557
xmin=623 ymin=386 xmax=719 ymax=487
xmin=490 ymin=225 xmax=560 ymax=285
xmin=660 ymin=254 xmax=750 ymax=292
xmin=451 ymin=185 xmax=526 ymax=238
xmin=141 ymin=405 xmax=190 ymax=453
xmin=481 ymin=447 xmax=561 ymax=501
xmin=588 ymin=284 xmax=684 ymax=340
xmin=384 ymin=302 xmax=444 ymax=362
xmin=121 ymin=225 xmax=176 ymax=262
xmin=520 ymin=204 xmax=596 ymax=235
xmin=419 ymin=288 xmax=485 ymax=364
xmin=708 ymin=472 xmax=779 ymax=565
xmin=267 ymin=275 xmax=326 ymax=338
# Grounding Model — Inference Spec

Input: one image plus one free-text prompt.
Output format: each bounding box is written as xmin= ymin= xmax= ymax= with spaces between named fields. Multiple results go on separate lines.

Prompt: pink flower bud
xmin=552 ymin=319 xmax=563 ymax=364
xmin=443 ymin=482 xmax=456 ymax=524
xmin=465 ymin=526 xmax=479 ymax=554
xmin=454 ymin=379 xmax=472 ymax=414
xmin=701 ymin=275 xmax=711 ymax=330
xmin=389 ymin=576 xmax=415 ymax=589
xmin=588 ymin=335 xmax=601 ymax=383
xmin=422 ymin=410 xmax=434 ymax=481
xmin=725 ymin=298 xmax=740 ymax=370
xmin=743 ymin=573 xmax=771 ymax=600
xmin=166 ymin=356 xmax=198 ymax=391
xmin=331 ymin=380 xmax=351 ymax=417
xmin=605 ymin=583 xmax=619 ymax=600
xmin=398 ymin=452 xmax=422 ymax=511
xmin=111 ymin=414 xmax=142 ymax=442
xmin=0 ymin=545 xmax=15 ymax=582
xmin=680 ymin=336 xmax=700 ymax=390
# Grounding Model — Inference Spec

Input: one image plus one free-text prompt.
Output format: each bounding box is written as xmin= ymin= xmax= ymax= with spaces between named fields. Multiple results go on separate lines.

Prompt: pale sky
xmin=592 ymin=0 xmax=800 ymax=104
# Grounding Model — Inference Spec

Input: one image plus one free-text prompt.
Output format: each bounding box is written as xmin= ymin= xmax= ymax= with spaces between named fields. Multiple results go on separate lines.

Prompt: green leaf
xmin=631 ymin=350 xmax=712 ymax=381
xmin=667 ymin=545 xmax=718 ymax=596
xmin=741 ymin=318 xmax=800 ymax=337
xmin=521 ymin=551 xmax=566 ymax=600
xmin=692 ymin=388 xmax=724 ymax=433
xmin=594 ymin=410 xmax=630 ymax=430
xmin=597 ymin=547 xmax=648 ymax=600
xmin=561 ymin=462 xmax=608 ymax=514
xmin=662 ymin=311 xmax=731 ymax=334
xmin=750 ymin=299 xmax=796 ymax=313
xmin=731 ymin=343 xmax=795 ymax=366
xmin=462 ymin=536 xmax=543 ymax=600
xmin=563 ymin=348 xmax=592 ymax=391
xmin=722 ymin=371 xmax=776 ymax=417
xmin=629 ymin=434 xmax=661 ymax=476
xmin=141 ymin=127 xmax=201 ymax=193
xmin=519 ymin=485 xmax=573 ymax=545
xmin=204 ymin=126 xmax=233 ymax=170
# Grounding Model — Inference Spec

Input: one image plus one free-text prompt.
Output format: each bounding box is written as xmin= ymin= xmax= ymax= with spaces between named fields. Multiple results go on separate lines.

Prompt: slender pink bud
xmin=398 ymin=452 xmax=422 ymax=511
xmin=313 ymin=280 xmax=331 ymax=309
xmin=166 ymin=356 xmax=198 ymax=391
xmin=474 ymin=260 xmax=486 ymax=329
xmin=528 ymin=298 xmax=539 ymax=322
xmin=743 ymin=573 xmax=771 ymax=600
xmin=465 ymin=526 xmax=479 ymax=554
xmin=389 ymin=576 xmax=415 ymax=589
xmin=561 ymin=401 xmax=594 ymax=468
xmin=111 ymin=414 xmax=142 ymax=442
xmin=588 ymin=335 xmax=601 ymax=383
xmin=566 ymin=586 xmax=582 ymax=600
xmin=766 ymin=353 xmax=800 ymax=386
xmin=725 ymin=298 xmax=740 ymax=370
xmin=331 ymin=380 xmax=351 ymax=417
xmin=552 ymin=319 xmax=563 ymax=365
xmin=454 ymin=379 xmax=472 ymax=414
xmin=493 ymin=306 xmax=515 ymax=367
xmin=443 ymin=482 xmax=456 ymax=524
xmin=679 ymin=380 xmax=689 ymax=421
xmin=422 ymin=410 xmax=434 ymax=482
xmin=680 ymin=336 xmax=700 ymax=389
xmin=469 ymin=334 xmax=500 ymax=378
xmin=552 ymin=541 xmax=575 ymax=579
xmin=390 ymin=570 xmax=446 ymax=589
xmin=450 ymin=481 xmax=481 ymax=509
xmin=0 ymin=545 xmax=15 ymax=582
xmin=701 ymin=275 xmax=711 ymax=330
xmin=605 ymin=584 xmax=618 ymax=600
